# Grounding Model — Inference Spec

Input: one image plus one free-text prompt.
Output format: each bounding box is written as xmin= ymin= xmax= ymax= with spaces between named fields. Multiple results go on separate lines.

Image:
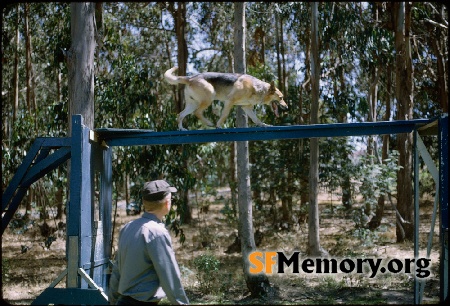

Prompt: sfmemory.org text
xmin=248 ymin=251 xmax=431 ymax=279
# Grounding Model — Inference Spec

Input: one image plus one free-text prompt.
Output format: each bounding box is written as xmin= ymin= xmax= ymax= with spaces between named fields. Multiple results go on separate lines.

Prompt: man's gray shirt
xmin=109 ymin=212 xmax=189 ymax=304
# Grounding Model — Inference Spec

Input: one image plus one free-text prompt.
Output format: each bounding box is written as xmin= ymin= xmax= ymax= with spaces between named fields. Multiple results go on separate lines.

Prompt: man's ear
xmin=165 ymin=195 xmax=171 ymax=207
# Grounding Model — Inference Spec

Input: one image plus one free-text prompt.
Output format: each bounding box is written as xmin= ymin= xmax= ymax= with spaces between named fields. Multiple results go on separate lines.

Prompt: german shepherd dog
xmin=164 ymin=67 xmax=288 ymax=130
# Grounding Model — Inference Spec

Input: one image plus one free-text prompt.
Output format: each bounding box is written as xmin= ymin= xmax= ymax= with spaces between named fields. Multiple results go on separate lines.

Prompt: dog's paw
xmin=258 ymin=123 xmax=272 ymax=128
xmin=179 ymin=127 xmax=188 ymax=131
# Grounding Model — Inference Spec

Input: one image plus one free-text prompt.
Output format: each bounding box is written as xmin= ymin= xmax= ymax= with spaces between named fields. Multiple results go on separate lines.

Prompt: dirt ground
xmin=1 ymin=190 xmax=442 ymax=305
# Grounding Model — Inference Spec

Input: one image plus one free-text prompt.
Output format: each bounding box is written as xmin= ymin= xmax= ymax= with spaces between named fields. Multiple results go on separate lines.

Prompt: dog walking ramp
xmin=93 ymin=119 xmax=432 ymax=147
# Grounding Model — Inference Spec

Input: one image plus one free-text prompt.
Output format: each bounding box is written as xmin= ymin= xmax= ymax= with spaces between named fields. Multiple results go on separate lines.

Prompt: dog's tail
xmin=164 ymin=67 xmax=190 ymax=85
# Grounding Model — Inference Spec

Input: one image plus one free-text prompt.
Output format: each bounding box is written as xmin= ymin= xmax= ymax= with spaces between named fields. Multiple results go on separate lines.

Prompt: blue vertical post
xmin=101 ymin=143 xmax=112 ymax=292
xmin=87 ymin=138 xmax=112 ymax=290
xmin=79 ymin=127 xmax=94 ymax=290
xmin=67 ymin=114 xmax=112 ymax=291
xmin=68 ymin=114 xmax=89 ymax=287
xmin=414 ymin=129 xmax=420 ymax=304
xmin=439 ymin=114 xmax=448 ymax=303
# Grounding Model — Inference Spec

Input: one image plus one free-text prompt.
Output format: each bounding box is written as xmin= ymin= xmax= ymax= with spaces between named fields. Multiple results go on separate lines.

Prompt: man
xmin=109 ymin=180 xmax=189 ymax=305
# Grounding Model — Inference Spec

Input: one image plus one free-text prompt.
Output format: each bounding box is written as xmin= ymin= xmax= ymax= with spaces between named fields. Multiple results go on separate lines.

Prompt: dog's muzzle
xmin=272 ymin=100 xmax=288 ymax=117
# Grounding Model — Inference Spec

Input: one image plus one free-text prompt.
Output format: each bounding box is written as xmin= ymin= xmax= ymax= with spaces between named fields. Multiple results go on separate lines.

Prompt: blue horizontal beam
xmin=95 ymin=119 xmax=433 ymax=147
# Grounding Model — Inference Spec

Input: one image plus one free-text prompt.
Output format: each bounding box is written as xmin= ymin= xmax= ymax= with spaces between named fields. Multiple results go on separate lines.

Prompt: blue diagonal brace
xmin=2 ymin=139 xmax=44 ymax=211
xmin=2 ymin=188 xmax=28 ymax=234
xmin=21 ymin=147 xmax=71 ymax=187
xmin=34 ymin=147 xmax=51 ymax=165
xmin=2 ymin=145 xmax=71 ymax=235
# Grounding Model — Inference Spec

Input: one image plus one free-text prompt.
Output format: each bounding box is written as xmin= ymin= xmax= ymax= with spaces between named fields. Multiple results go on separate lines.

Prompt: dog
xmin=164 ymin=67 xmax=288 ymax=130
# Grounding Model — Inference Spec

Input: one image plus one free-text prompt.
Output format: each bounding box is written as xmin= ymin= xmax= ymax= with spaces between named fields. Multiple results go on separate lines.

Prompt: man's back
xmin=109 ymin=212 xmax=189 ymax=305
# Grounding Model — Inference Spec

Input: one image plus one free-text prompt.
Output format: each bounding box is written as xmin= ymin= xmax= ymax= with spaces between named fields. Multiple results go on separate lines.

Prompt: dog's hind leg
xmin=177 ymin=102 xmax=198 ymax=131
xmin=242 ymin=105 xmax=271 ymax=127
xmin=194 ymin=101 xmax=214 ymax=127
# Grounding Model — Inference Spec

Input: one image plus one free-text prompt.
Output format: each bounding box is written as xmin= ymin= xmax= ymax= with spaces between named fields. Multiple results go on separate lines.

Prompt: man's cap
xmin=142 ymin=180 xmax=177 ymax=201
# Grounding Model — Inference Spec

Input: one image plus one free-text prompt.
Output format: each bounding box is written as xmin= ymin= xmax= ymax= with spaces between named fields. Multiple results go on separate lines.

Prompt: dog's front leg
xmin=242 ymin=105 xmax=271 ymax=127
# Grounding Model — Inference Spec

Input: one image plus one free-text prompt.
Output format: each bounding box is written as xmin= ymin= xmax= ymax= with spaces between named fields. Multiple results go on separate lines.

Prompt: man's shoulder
xmin=143 ymin=218 xmax=167 ymax=230
xmin=142 ymin=219 xmax=169 ymax=237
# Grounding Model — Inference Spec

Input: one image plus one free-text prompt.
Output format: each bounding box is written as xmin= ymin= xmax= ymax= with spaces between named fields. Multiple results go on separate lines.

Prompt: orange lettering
xmin=249 ymin=251 xmax=264 ymax=274
xmin=265 ymin=252 xmax=277 ymax=274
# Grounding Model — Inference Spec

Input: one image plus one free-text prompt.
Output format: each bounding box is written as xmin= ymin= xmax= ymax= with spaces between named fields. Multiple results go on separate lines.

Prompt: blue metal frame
xmin=439 ymin=115 xmax=449 ymax=302
xmin=2 ymin=138 xmax=71 ymax=235
xmin=67 ymin=115 xmax=112 ymax=297
xmin=95 ymin=119 xmax=432 ymax=146
xmin=2 ymin=114 xmax=447 ymax=305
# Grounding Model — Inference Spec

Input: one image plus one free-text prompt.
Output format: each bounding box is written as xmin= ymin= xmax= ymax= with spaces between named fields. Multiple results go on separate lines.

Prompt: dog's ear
xmin=269 ymin=81 xmax=276 ymax=93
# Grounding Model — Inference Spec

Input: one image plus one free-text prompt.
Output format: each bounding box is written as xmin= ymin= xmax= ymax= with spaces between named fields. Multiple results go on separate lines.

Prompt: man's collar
xmin=142 ymin=211 xmax=163 ymax=223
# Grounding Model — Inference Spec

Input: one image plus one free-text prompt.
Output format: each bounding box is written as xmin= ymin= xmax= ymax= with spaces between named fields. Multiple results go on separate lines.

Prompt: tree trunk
xmin=275 ymin=11 xmax=282 ymax=93
xmin=234 ymin=2 xmax=271 ymax=297
xmin=299 ymin=30 xmax=310 ymax=209
xmin=24 ymin=3 xmax=35 ymax=218
xmin=394 ymin=2 xmax=414 ymax=242
xmin=56 ymin=167 xmax=64 ymax=219
xmin=164 ymin=2 xmax=190 ymax=224
xmin=168 ymin=2 xmax=192 ymax=224
xmin=280 ymin=16 xmax=287 ymax=94
xmin=55 ymin=64 xmax=64 ymax=219
xmin=365 ymin=64 xmax=379 ymax=216
xmin=94 ymin=2 xmax=103 ymax=72
xmin=175 ymin=2 xmax=188 ymax=114
xmin=308 ymin=2 xmax=328 ymax=257
xmin=369 ymin=65 xmax=392 ymax=230
xmin=431 ymin=32 xmax=448 ymax=113
xmin=65 ymin=3 xmax=96 ymax=247
xmin=336 ymin=54 xmax=352 ymax=209
xmin=125 ymin=174 xmax=129 ymax=207
xmin=24 ymin=3 xmax=33 ymax=113
xmin=68 ymin=2 xmax=96 ymax=131
xmin=12 ymin=5 xmax=20 ymax=125
xmin=229 ymin=142 xmax=237 ymax=217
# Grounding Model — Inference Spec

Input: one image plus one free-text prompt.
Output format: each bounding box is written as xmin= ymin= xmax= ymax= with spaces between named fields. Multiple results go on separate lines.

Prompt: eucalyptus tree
xmin=234 ymin=2 xmax=271 ymax=297
xmin=162 ymin=2 xmax=188 ymax=114
xmin=190 ymin=2 xmax=235 ymax=72
xmin=67 ymin=3 xmax=96 ymax=131
xmin=94 ymin=2 xmax=198 ymax=226
xmin=187 ymin=2 xmax=241 ymax=216
xmin=2 ymin=3 xmax=71 ymax=220
xmin=308 ymin=2 xmax=328 ymax=256
xmin=410 ymin=2 xmax=448 ymax=115
xmin=345 ymin=2 xmax=397 ymax=229
xmin=393 ymin=2 xmax=415 ymax=242
xmin=316 ymin=2 xmax=363 ymax=209
xmin=245 ymin=2 xmax=304 ymax=228
xmin=291 ymin=1 xmax=312 ymax=208
xmin=2 ymin=0 xmax=446 ymax=248
xmin=352 ymin=3 xmax=396 ymax=219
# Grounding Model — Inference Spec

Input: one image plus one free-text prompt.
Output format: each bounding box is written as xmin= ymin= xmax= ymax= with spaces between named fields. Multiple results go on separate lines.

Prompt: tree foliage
xmin=2 ymin=2 xmax=447 ymax=241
